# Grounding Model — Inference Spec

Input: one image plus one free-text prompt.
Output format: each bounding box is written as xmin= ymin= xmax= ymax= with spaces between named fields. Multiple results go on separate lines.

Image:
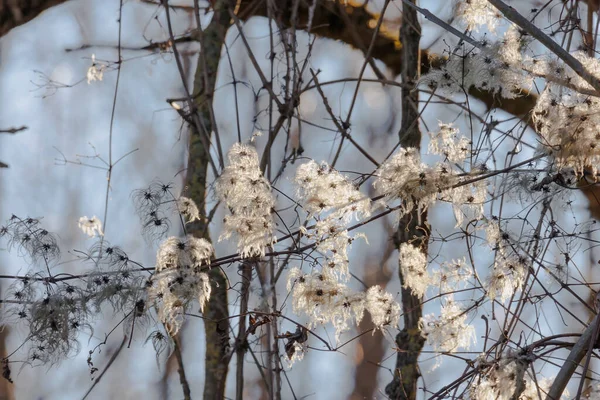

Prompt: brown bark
xmin=182 ymin=1 xmax=232 ymax=399
xmin=235 ymin=263 xmax=252 ymax=400
xmin=0 ymin=314 xmax=14 ymax=400
xmin=0 ymin=0 xmax=66 ymax=37
xmin=237 ymin=0 xmax=538 ymax=118
xmin=385 ymin=2 xmax=428 ymax=399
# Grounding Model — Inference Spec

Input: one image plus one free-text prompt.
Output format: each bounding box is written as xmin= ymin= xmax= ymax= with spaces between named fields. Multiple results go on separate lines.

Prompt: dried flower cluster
xmin=532 ymin=54 xmax=600 ymax=175
xmin=86 ymin=241 xmax=146 ymax=312
xmin=78 ymin=215 xmax=103 ymax=238
xmin=398 ymin=243 xmax=430 ymax=298
xmin=287 ymin=268 xmax=400 ymax=342
xmin=0 ymin=214 xmax=149 ymax=365
xmin=86 ymin=54 xmax=107 ymax=84
xmin=215 ymin=143 xmax=276 ymax=258
xmin=176 ymin=196 xmax=200 ymax=222
xmin=428 ymin=123 xmax=471 ymax=164
xmin=422 ymin=28 xmax=529 ymax=100
xmin=148 ymin=235 xmax=213 ymax=335
xmin=420 ymin=296 xmax=475 ymax=354
xmin=132 ymin=181 xmax=175 ymax=241
xmin=295 ymin=160 xmax=372 ymax=280
xmin=483 ymin=221 xmax=527 ymax=302
xmin=453 ymin=0 xmax=501 ymax=32
xmin=294 ymin=160 xmax=371 ymax=221
xmin=432 ymin=257 xmax=473 ymax=293
xmin=423 ymin=9 xmax=600 ymax=178
xmin=374 ymin=124 xmax=486 ymax=226
xmin=469 ymin=355 xmax=564 ymax=400
xmin=285 ymin=160 xmax=400 ymax=347
xmin=0 ymin=215 xmax=60 ymax=265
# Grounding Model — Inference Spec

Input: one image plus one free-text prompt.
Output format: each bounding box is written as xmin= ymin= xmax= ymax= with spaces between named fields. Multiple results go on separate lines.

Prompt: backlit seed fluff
xmin=215 ymin=143 xmax=276 ymax=258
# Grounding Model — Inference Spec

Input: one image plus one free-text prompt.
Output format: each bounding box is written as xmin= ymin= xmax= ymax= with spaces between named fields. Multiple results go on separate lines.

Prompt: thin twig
xmin=173 ymin=335 xmax=192 ymax=400
xmin=0 ymin=126 xmax=27 ymax=134
xmin=81 ymin=335 xmax=128 ymax=400
xmin=235 ymin=262 xmax=253 ymax=400
xmin=488 ymin=0 xmax=600 ymax=93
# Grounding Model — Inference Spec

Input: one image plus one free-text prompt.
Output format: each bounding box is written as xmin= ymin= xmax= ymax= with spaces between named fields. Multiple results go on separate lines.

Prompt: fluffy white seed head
xmin=149 ymin=235 xmax=213 ymax=335
xmin=78 ymin=216 xmax=103 ymax=238
xmin=420 ymin=297 xmax=476 ymax=355
xmin=215 ymin=143 xmax=277 ymax=258
xmin=486 ymin=253 xmax=527 ymax=302
xmin=365 ymin=285 xmax=401 ymax=330
xmin=287 ymin=267 xmax=366 ymax=342
xmin=399 ymin=243 xmax=430 ymax=298
xmin=429 ymin=123 xmax=471 ymax=164
xmin=294 ymin=160 xmax=371 ymax=221
xmin=453 ymin=0 xmax=501 ymax=32
xmin=176 ymin=196 xmax=200 ymax=222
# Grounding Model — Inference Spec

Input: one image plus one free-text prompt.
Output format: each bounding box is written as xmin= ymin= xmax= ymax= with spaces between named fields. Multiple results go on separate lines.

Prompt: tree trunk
xmin=0 ymin=0 xmax=66 ymax=36
xmin=385 ymin=2 xmax=428 ymax=399
xmin=183 ymin=1 xmax=232 ymax=398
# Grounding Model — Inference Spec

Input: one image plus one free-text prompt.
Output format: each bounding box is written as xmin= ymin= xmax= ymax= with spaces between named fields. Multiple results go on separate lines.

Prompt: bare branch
xmin=489 ymin=0 xmax=600 ymax=93
xmin=0 ymin=126 xmax=26 ymax=134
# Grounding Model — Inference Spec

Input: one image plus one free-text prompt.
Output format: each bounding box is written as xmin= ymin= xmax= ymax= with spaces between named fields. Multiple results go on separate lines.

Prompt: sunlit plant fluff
xmin=398 ymin=243 xmax=430 ymax=298
xmin=373 ymin=134 xmax=486 ymax=226
xmin=295 ymin=160 xmax=370 ymax=280
xmin=482 ymin=220 xmax=528 ymax=302
xmin=469 ymin=356 xmax=563 ymax=400
xmin=286 ymin=268 xmax=400 ymax=342
xmin=294 ymin=160 xmax=371 ymax=221
xmin=148 ymin=235 xmax=213 ymax=335
xmin=372 ymin=147 xmax=430 ymax=212
xmin=176 ymin=196 xmax=200 ymax=222
xmin=421 ymin=27 xmax=530 ymax=99
xmin=419 ymin=296 xmax=475 ymax=355
xmin=286 ymin=342 xmax=306 ymax=366
xmin=428 ymin=123 xmax=471 ymax=164
xmin=432 ymin=257 xmax=473 ymax=293
xmin=470 ymin=357 xmax=518 ymax=400
xmin=486 ymin=252 xmax=527 ymax=302
xmin=520 ymin=378 xmax=567 ymax=399
xmin=86 ymin=54 xmax=107 ymax=84
xmin=78 ymin=215 xmax=103 ymax=238
xmin=581 ymin=383 xmax=600 ymax=399
xmin=364 ymin=285 xmax=401 ymax=331
xmin=453 ymin=0 xmax=501 ymax=32
xmin=532 ymin=54 xmax=600 ymax=175
xmin=287 ymin=267 xmax=365 ymax=342
xmin=300 ymin=219 xmax=367 ymax=281
xmin=215 ymin=143 xmax=276 ymax=258
xmin=427 ymin=123 xmax=487 ymax=226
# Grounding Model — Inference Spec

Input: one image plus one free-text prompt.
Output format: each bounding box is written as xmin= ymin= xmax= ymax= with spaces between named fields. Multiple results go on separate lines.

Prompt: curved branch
xmin=547 ymin=315 xmax=600 ymax=400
